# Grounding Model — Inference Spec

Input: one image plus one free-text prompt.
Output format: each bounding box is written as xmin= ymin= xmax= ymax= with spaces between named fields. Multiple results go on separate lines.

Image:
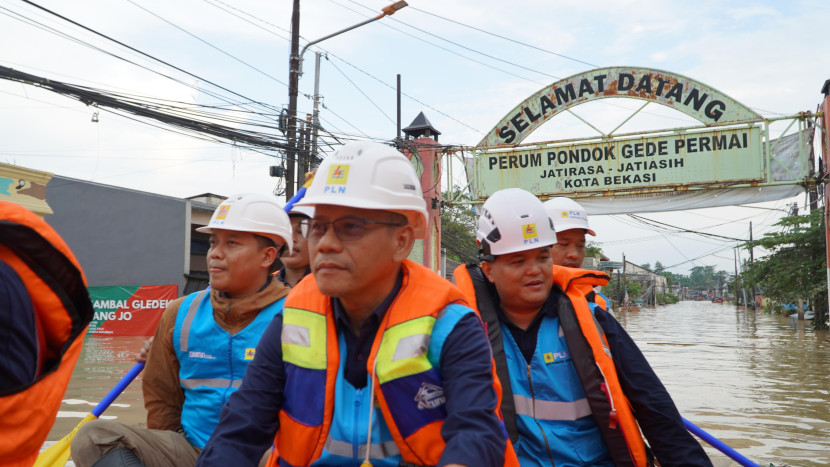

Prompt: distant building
xmin=623 ymin=261 xmax=669 ymax=297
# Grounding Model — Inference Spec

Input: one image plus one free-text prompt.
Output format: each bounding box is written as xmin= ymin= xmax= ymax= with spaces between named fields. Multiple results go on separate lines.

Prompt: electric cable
xmin=18 ymin=0 xmax=283 ymax=116
xmin=327 ymin=0 xmax=547 ymax=85
xmin=404 ymin=4 xmax=597 ymax=68
xmin=327 ymin=57 xmax=396 ymax=125
xmin=125 ymin=0 xmax=290 ymax=88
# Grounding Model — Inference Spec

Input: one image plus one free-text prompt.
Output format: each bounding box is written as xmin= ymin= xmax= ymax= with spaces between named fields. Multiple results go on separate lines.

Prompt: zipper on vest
xmin=527 ymin=363 xmax=556 ymax=467
xmin=353 ymin=387 xmax=362 ymax=459
xmin=225 ymin=336 xmax=234 ymax=401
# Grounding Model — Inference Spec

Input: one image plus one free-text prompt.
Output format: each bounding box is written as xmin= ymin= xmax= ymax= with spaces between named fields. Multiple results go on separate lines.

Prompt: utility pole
xmin=310 ymin=52 xmax=322 ymax=168
xmin=733 ymin=248 xmax=740 ymax=307
xmin=396 ymin=74 xmax=402 ymax=141
xmin=285 ymin=0 xmax=301 ymax=199
xmin=288 ymin=1 xmax=408 ymax=195
xmin=622 ymin=253 xmax=627 ymax=306
xmin=749 ymin=221 xmax=754 ymax=264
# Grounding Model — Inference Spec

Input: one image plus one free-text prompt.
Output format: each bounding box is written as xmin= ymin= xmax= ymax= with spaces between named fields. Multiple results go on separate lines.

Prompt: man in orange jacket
xmin=0 ymin=202 xmax=94 ymax=467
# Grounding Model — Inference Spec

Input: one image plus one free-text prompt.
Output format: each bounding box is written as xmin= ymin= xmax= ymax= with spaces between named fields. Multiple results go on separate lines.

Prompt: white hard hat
xmin=196 ymin=193 xmax=293 ymax=253
xmin=288 ymin=204 xmax=314 ymax=218
xmin=543 ymin=197 xmax=596 ymax=236
xmin=295 ymin=141 xmax=428 ymax=238
xmin=476 ymin=188 xmax=556 ymax=259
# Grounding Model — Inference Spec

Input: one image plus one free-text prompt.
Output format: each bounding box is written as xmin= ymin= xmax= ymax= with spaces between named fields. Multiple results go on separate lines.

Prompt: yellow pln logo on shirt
xmin=244 ymin=348 xmax=256 ymax=360
xmin=543 ymin=352 xmax=554 ymax=363
xmin=522 ymin=223 xmax=538 ymax=240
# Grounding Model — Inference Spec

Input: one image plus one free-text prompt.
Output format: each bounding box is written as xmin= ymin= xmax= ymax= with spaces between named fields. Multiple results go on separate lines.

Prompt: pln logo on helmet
xmin=560 ymin=209 xmax=586 ymax=221
xmin=324 ymin=164 xmax=350 ymax=194
xmin=522 ymin=223 xmax=539 ymax=245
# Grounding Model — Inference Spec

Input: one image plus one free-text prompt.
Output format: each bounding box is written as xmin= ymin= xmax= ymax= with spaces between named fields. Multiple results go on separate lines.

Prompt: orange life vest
xmin=0 ymin=202 xmax=94 ymax=467
xmin=454 ymin=263 xmax=649 ymax=467
xmin=273 ymin=259 xmax=518 ymax=466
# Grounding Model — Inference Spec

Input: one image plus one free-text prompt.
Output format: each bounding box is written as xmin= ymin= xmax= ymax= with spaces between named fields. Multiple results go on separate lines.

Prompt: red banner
xmin=88 ymin=285 xmax=178 ymax=336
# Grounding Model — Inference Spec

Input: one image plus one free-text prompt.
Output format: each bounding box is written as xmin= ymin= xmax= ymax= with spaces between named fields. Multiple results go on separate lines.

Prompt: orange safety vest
xmin=273 ymin=259 xmax=518 ymax=467
xmin=0 ymin=202 xmax=93 ymax=467
xmin=454 ymin=263 xmax=649 ymax=467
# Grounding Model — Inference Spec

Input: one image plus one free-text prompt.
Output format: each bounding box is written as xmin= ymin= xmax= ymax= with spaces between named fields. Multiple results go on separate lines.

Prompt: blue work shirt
xmin=197 ymin=275 xmax=505 ymax=466
xmin=501 ymin=286 xmax=711 ymax=466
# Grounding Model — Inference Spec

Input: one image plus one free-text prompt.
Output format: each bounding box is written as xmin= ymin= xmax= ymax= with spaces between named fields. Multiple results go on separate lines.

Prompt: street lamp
xmin=284 ymin=0 xmax=408 ymax=197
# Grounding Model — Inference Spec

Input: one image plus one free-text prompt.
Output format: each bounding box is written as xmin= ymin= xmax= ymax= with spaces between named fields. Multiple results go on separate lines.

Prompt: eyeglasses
xmin=299 ymin=216 xmax=405 ymax=242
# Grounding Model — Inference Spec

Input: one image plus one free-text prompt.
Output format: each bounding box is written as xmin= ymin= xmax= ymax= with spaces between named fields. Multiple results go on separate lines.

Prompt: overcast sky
xmin=1 ymin=0 xmax=827 ymax=275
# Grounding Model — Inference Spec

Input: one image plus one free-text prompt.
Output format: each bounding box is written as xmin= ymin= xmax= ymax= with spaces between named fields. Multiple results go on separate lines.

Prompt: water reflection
xmin=47 ymin=336 xmax=148 ymax=441
xmin=619 ymin=301 xmax=830 ymax=466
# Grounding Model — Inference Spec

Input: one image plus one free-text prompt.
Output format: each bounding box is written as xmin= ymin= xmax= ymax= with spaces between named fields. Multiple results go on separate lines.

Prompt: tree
xmin=653 ymin=261 xmax=665 ymax=272
xmin=585 ymin=240 xmax=603 ymax=260
xmin=689 ymin=265 xmax=716 ymax=290
xmin=739 ymin=210 xmax=827 ymax=325
xmin=440 ymin=189 xmax=479 ymax=264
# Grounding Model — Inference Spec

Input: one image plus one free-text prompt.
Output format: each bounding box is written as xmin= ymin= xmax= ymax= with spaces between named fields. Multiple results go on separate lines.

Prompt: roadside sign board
xmin=87 ymin=284 xmax=177 ymax=336
xmin=475 ymin=126 xmax=762 ymax=198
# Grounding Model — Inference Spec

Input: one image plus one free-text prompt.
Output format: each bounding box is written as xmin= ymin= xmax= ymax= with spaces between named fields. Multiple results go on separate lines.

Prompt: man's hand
xmin=136 ymin=336 xmax=154 ymax=363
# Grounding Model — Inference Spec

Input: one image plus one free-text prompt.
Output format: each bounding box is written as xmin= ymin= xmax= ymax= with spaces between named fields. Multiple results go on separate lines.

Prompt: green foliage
xmin=738 ymin=210 xmax=827 ymax=310
xmin=657 ymin=292 xmax=679 ymax=304
xmin=604 ymin=277 xmax=642 ymax=302
xmin=585 ymin=240 xmax=603 ymax=259
xmin=440 ymin=188 xmax=479 ymax=264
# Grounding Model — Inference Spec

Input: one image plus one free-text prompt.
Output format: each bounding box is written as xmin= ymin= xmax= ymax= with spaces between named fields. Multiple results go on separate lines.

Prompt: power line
xmin=200 ymin=0 xmax=293 ymax=38
xmin=125 ymin=0 xmax=289 ymax=88
xmin=405 ymin=5 xmax=597 ymax=68
xmin=328 ymin=0 xmax=547 ymax=85
xmin=327 ymin=56 xmax=395 ymax=126
xmin=17 ymin=0 xmax=282 ymax=116
xmin=326 ymin=53 xmax=484 ymax=135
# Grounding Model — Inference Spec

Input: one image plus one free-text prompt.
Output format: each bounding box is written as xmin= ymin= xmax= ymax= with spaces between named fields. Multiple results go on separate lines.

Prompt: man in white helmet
xmin=276 ymin=204 xmax=314 ymax=288
xmin=72 ymin=193 xmax=294 ymax=467
xmin=453 ymin=188 xmax=710 ymax=467
xmin=543 ymin=197 xmax=615 ymax=315
xmin=198 ymin=141 xmax=518 ymax=467
xmin=543 ymin=197 xmax=596 ymax=269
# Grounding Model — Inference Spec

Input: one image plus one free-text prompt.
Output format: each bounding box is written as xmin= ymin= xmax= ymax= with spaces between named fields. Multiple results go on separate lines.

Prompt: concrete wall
xmin=45 ymin=176 xmax=187 ymax=294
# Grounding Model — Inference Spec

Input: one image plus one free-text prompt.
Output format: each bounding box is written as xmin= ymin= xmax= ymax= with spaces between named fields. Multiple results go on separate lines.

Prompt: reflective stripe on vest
xmin=323 ymin=435 xmax=401 ymax=459
xmin=375 ymin=316 xmax=434 ymax=384
xmin=513 ymin=394 xmax=592 ymax=421
xmin=179 ymin=289 xmax=207 ymax=353
xmin=181 ymin=378 xmax=242 ymax=389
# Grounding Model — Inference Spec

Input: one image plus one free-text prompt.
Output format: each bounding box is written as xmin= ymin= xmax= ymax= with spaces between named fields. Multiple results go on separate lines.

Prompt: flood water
xmin=617 ymin=300 xmax=830 ymax=466
xmin=48 ymin=301 xmax=830 ymax=465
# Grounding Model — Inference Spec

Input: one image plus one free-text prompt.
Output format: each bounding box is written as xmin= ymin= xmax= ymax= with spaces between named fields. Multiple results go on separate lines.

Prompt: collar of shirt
xmin=217 ymin=276 xmax=273 ymax=299
xmin=332 ymin=270 xmax=403 ymax=337
xmin=275 ymin=266 xmax=311 ymax=287
xmin=497 ymin=284 xmax=563 ymax=364
xmin=332 ymin=270 xmax=403 ymax=389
